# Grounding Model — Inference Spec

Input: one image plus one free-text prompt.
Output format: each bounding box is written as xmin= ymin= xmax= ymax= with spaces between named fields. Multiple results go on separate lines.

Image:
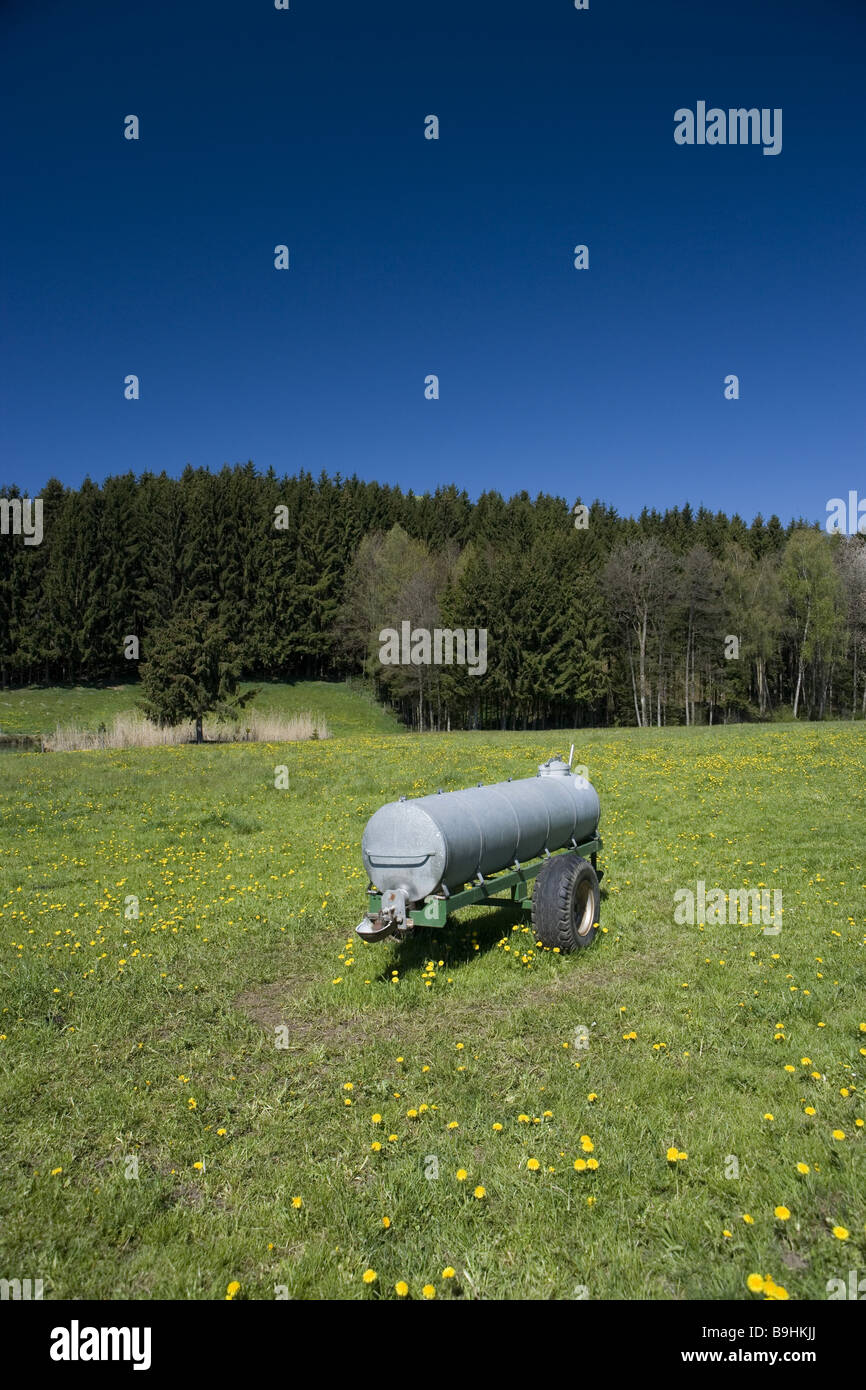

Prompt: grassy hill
xmin=0 ymin=680 xmax=403 ymax=742
xmin=0 ymin=720 xmax=863 ymax=1299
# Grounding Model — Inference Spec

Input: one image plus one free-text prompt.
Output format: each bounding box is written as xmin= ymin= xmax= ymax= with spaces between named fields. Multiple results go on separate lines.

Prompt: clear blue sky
xmin=2 ymin=0 xmax=864 ymax=525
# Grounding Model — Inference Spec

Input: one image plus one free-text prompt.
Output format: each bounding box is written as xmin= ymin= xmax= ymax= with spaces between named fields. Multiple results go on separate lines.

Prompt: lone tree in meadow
xmin=138 ymin=604 xmax=256 ymax=742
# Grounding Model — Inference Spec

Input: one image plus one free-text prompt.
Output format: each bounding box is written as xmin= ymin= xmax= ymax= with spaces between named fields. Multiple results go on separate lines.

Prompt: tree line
xmin=1 ymin=465 xmax=864 ymax=729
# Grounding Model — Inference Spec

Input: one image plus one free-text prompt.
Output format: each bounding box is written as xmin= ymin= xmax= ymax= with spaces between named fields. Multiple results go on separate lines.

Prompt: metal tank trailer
xmin=356 ymin=753 xmax=603 ymax=951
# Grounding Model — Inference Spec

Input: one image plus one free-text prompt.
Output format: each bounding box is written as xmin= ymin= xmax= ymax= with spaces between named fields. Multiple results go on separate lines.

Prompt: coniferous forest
xmin=2 ymin=465 xmax=864 ymax=730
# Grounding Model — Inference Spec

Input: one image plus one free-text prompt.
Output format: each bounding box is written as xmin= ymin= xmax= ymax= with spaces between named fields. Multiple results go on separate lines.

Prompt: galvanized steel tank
xmin=362 ymin=757 xmax=600 ymax=903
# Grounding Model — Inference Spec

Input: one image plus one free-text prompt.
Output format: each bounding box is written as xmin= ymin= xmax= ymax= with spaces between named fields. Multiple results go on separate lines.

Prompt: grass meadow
xmin=0 ymin=687 xmax=864 ymax=1301
xmin=0 ymin=679 xmax=402 ymax=743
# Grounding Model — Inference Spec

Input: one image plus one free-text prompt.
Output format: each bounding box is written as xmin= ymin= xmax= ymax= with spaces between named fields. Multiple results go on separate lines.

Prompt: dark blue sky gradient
xmin=2 ymin=0 xmax=864 ymax=524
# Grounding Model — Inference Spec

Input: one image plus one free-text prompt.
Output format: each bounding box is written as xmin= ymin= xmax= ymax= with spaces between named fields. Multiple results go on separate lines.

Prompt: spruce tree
xmin=138 ymin=603 xmax=255 ymax=742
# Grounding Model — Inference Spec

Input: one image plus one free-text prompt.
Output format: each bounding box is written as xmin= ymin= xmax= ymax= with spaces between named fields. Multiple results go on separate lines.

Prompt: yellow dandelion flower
xmin=774 ymin=1206 xmax=791 ymax=1220
xmin=456 ymin=1168 xmax=468 ymax=1181
xmin=422 ymin=1284 xmax=436 ymax=1299
xmin=527 ymin=1158 xmax=540 ymax=1171
xmin=746 ymin=1273 xmax=764 ymax=1293
xmin=292 ymin=1196 xmax=303 ymax=1209
xmin=395 ymin=1281 xmax=409 ymax=1297
xmin=442 ymin=1267 xmax=456 ymax=1278
xmin=796 ymin=1163 xmax=810 ymax=1175
xmin=832 ymin=1226 xmax=849 ymax=1240
xmin=362 ymin=1269 xmax=377 ymax=1284
xmin=743 ymin=1213 xmax=754 ymax=1224
xmin=474 ymin=1186 xmax=486 ymax=1199
xmin=832 ymin=1129 xmax=845 ymax=1140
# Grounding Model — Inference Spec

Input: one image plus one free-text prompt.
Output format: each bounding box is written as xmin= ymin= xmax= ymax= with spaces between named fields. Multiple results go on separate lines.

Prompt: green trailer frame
xmin=365 ymin=836 xmax=603 ymax=931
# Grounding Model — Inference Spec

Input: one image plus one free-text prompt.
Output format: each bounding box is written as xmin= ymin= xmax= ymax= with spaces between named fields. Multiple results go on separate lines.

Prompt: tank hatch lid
xmin=538 ymin=756 xmax=572 ymax=777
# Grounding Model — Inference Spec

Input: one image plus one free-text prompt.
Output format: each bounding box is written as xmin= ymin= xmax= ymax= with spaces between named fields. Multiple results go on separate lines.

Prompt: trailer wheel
xmin=532 ymin=854 xmax=600 ymax=952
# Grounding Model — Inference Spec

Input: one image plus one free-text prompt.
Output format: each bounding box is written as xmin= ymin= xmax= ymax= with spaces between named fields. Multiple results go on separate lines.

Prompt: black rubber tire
xmin=531 ymin=853 xmax=600 ymax=951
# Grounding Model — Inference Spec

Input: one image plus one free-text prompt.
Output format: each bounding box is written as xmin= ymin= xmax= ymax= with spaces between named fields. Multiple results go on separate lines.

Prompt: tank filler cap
xmin=538 ymin=756 xmax=572 ymax=777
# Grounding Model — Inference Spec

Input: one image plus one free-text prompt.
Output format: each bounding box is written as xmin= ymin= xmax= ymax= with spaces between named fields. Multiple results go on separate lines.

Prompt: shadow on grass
xmin=376 ymin=900 xmax=527 ymax=980
xmin=374 ymin=871 xmax=609 ymax=981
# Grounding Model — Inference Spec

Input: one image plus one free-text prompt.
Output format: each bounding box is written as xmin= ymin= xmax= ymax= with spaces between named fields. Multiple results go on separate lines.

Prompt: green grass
xmin=0 ymin=713 xmax=864 ymax=1300
xmin=0 ymin=679 xmax=403 ymax=740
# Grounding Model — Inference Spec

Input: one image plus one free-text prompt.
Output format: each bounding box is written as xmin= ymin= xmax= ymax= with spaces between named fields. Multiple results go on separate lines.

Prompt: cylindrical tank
xmin=362 ymin=757 xmax=600 ymax=903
